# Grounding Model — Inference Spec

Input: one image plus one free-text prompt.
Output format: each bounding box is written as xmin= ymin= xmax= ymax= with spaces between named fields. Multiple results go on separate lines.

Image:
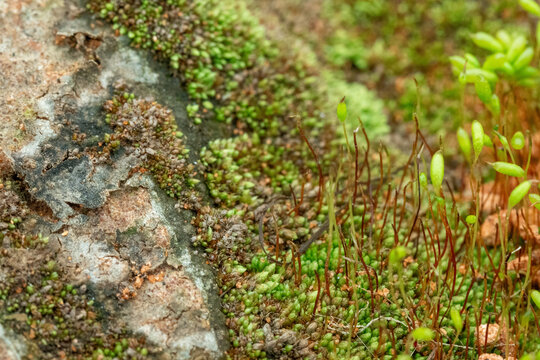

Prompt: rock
xmin=0 ymin=324 xmax=27 ymax=360
xmin=0 ymin=0 xmax=229 ymax=358
xmin=122 ymin=270 xmax=220 ymax=359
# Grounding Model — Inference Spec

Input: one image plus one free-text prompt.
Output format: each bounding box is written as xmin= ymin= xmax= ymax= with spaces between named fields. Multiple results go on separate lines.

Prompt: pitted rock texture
xmin=49 ymin=178 xmax=226 ymax=359
xmin=0 ymin=325 xmax=26 ymax=360
xmin=0 ymin=0 xmax=228 ymax=358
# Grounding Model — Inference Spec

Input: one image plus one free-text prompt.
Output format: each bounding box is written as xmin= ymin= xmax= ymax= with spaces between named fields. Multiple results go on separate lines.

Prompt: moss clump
xmin=323 ymin=72 xmax=389 ymax=140
xmin=101 ymin=90 xmax=194 ymax=198
xmin=0 ymin=181 xmax=28 ymax=232
xmin=87 ymin=0 xmax=321 ymax=135
xmin=201 ymin=133 xmax=301 ymax=208
xmin=0 ymin=246 xmax=152 ymax=360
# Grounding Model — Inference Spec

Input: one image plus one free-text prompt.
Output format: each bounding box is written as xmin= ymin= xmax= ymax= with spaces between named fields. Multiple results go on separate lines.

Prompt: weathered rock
xmin=0 ymin=0 xmax=229 ymax=358
xmin=0 ymin=324 xmax=27 ymax=360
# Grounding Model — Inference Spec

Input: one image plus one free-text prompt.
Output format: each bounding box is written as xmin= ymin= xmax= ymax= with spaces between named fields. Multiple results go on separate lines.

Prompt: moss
xmin=101 ymin=89 xmax=194 ymax=198
xmin=85 ymin=1 xmax=540 ymax=359
xmin=195 ymin=122 xmax=540 ymax=359
xmin=0 ymin=246 xmax=153 ymax=359
xmin=87 ymin=0 xmax=322 ymax=136
xmin=323 ymin=71 xmax=389 ymax=140
xmin=201 ymin=133 xmax=300 ymax=208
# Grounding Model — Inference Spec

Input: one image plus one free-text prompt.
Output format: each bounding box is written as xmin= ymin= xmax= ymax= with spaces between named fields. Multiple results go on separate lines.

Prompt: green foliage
xmin=450 ymin=308 xmax=463 ymax=333
xmin=336 ymin=98 xmax=347 ymax=122
xmin=465 ymin=215 xmax=477 ymax=224
xmin=88 ymin=0 xmax=321 ymax=135
xmin=531 ymin=290 xmax=540 ymax=308
xmin=529 ymin=193 xmax=540 ymax=210
xmin=508 ymin=180 xmax=532 ymax=208
xmin=411 ymin=327 xmax=435 ymax=342
xmin=88 ymin=1 xmax=540 ymax=359
xmin=511 ymin=131 xmax=525 ymax=150
xmin=324 ymin=72 xmax=389 ymax=139
xmin=520 ymin=0 xmax=540 ymax=18
xmin=430 ymin=151 xmax=445 ymax=194
xmin=325 ymin=30 xmax=368 ymax=70
xmin=492 ymin=162 xmax=526 ymax=178
xmin=457 ymin=127 xmax=472 ymax=162
xmin=451 ymin=26 xmax=540 ymax=112
xmin=389 ymin=246 xmax=407 ymax=267
xmin=471 ymin=120 xmax=485 ymax=162
xmin=201 ymin=134 xmax=299 ymax=208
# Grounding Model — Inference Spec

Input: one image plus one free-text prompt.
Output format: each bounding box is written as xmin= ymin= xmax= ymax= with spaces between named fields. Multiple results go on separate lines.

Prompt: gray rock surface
xmin=0 ymin=0 xmax=229 ymax=358
xmin=0 ymin=324 xmax=26 ymax=360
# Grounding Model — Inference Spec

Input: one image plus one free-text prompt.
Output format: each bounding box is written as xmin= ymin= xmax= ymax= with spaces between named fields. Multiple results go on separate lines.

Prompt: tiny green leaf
xmin=450 ymin=56 xmax=467 ymax=75
xmin=511 ymin=131 xmax=525 ymax=150
xmin=519 ymin=0 xmax=540 ymax=17
xmin=463 ymin=68 xmax=498 ymax=84
xmin=465 ymin=53 xmax=480 ymax=67
xmin=495 ymin=131 xmax=511 ymax=153
xmin=500 ymin=61 xmax=516 ymax=76
xmin=496 ymin=30 xmax=512 ymax=50
xmin=516 ymin=66 xmax=539 ymax=80
xmin=513 ymin=47 xmax=535 ymax=70
xmin=483 ymin=53 xmax=507 ymax=71
xmin=483 ymin=134 xmax=493 ymax=147
xmin=457 ymin=127 xmax=472 ymax=161
xmin=471 ymin=120 xmax=485 ymax=161
xmin=411 ymin=327 xmax=435 ymax=342
xmin=430 ymin=151 xmax=445 ymax=194
xmin=471 ymin=32 xmax=504 ymax=53
xmin=529 ymin=193 xmax=540 ymax=210
xmin=518 ymin=78 xmax=539 ymax=87
xmin=397 ymin=355 xmax=412 ymax=360
xmin=507 ymin=36 xmax=527 ymax=63
xmin=450 ymin=308 xmax=463 ymax=333
xmin=537 ymin=23 xmax=540 ymax=49
xmin=531 ymin=289 xmax=540 ymax=308
xmin=509 ymin=181 xmax=532 ymax=209
xmin=337 ymin=98 xmax=347 ymax=122
xmin=419 ymin=172 xmax=428 ymax=189
xmin=474 ymin=76 xmax=492 ymax=104
xmin=492 ymin=162 xmax=526 ymax=178
xmin=489 ymin=94 xmax=501 ymax=115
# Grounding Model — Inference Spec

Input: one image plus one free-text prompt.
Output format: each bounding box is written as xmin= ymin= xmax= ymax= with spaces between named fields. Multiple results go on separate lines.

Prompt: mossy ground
xmin=37 ymin=0 xmax=540 ymax=359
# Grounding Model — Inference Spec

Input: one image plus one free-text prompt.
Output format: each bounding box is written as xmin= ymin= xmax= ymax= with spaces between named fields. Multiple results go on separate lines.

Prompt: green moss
xmin=87 ymin=0 xmax=321 ymax=136
xmin=86 ymin=1 xmax=540 ymax=359
xmin=201 ymin=133 xmax=300 ymax=208
xmin=324 ymin=71 xmax=389 ymax=140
